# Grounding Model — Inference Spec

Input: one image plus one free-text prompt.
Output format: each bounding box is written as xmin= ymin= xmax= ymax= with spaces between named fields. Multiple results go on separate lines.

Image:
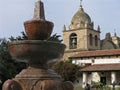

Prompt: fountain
xmin=2 ymin=0 xmax=74 ymax=90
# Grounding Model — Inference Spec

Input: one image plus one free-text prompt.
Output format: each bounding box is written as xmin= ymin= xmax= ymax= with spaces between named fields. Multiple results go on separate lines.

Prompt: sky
xmin=0 ymin=0 xmax=120 ymax=39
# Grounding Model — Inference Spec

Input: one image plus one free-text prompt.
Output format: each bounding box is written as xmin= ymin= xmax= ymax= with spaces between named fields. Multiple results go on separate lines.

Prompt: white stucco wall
xmin=72 ymin=59 xmax=92 ymax=66
xmin=72 ymin=58 xmax=120 ymax=66
xmin=94 ymin=58 xmax=120 ymax=64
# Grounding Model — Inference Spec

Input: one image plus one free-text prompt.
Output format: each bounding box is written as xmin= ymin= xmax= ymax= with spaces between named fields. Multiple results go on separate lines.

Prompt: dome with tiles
xmin=69 ymin=6 xmax=93 ymax=30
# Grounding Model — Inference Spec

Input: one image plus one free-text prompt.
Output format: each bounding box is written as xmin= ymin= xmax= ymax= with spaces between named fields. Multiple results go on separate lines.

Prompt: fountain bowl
xmin=8 ymin=40 xmax=66 ymax=65
xmin=24 ymin=20 xmax=54 ymax=40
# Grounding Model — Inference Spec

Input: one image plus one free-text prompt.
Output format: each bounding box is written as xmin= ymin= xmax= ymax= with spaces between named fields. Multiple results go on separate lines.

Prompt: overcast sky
xmin=0 ymin=0 xmax=120 ymax=39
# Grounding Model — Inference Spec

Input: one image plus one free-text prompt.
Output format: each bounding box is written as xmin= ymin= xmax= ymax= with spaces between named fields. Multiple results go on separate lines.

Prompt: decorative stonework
xmin=33 ymin=0 xmax=45 ymax=20
xmin=2 ymin=0 xmax=73 ymax=90
xmin=24 ymin=0 xmax=54 ymax=40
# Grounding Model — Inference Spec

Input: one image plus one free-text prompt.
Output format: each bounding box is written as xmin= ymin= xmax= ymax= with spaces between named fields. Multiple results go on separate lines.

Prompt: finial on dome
xmin=97 ymin=25 xmax=101 ymax=32
xmin=63 ymin=25 xmax=66 ymax=32
xmin=80 ymin=0 xmax=83 ymax=7
xmin=114 ymin=29 xmax=117 ymax=37
xmin=79 ymin=0 xmax=84 ymax=12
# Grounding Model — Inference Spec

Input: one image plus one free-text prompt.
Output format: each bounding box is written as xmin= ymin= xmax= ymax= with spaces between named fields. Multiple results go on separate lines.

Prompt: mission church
xmin=62 ymin=2 xmax=120 ymax=88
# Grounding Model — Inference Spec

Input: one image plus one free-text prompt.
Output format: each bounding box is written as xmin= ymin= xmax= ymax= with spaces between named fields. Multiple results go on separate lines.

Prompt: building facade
xmin=62 ymin=4 xmax=120 ymax=88
xmin=70 ymin=49 xmax=120 ymax=87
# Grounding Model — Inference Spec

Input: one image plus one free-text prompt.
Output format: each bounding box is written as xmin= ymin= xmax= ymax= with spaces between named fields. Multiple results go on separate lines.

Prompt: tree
xmin=9 ymin=32 xmax=63 ymax=43
xmin=52 ymin=60 xmax=81 ymax=83
xmin=47 ymin=33 xmax=63 ymax=43
xmin=9 ymin=31 xmax=28 ymax=41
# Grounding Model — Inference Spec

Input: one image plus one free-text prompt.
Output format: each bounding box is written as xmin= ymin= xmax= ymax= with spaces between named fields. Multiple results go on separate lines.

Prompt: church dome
xmin=69 ymin=6 xmax=93 ymax=30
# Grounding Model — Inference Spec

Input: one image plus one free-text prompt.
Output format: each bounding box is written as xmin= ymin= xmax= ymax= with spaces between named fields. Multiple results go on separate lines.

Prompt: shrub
xmin=92 ymin=81 xmax=103 ymax=89
xmin=53 ymin=60 xmax=81 ymax=82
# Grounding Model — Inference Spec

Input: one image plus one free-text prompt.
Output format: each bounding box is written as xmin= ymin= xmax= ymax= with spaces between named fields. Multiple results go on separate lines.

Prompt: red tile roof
xmin=69 ymin=49 xmax=120 ymax=59
xmin=80 ymin=64 xmax=120 ymax=72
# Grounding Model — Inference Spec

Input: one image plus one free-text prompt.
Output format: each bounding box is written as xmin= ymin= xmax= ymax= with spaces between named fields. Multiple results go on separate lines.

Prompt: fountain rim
xmin=9 ymin=40 xmax=66 ymax=47
xmin=24 ymin=19 xmax=54 ymax=24
xmin=8 ymin=40 xmax=66 ymax=63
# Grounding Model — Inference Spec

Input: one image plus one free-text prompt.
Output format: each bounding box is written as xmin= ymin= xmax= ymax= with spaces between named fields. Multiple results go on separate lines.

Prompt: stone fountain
xmin=2 ymin=0 xmax=73 ymax=90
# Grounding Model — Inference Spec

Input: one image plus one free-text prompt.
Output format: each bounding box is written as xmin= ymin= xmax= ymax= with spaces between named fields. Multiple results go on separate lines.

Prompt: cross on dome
xmin=80 ymin=0 xmax=83 ymax=7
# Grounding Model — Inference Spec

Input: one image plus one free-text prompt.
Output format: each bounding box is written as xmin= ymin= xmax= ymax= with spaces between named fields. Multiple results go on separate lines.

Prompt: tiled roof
xmin=80 ymin=64 xmax=120 ymax=72
xmin=69 ymin=49 xmax=120 ymax=59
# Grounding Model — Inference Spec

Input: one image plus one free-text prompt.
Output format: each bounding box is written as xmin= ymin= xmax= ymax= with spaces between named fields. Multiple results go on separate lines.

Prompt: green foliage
xmin=9 ymin=31 xmax=28 ymax=41
xmin=47 ymin=33 xmax=63 ymax=43
xmin=116 ymin=87 xmax=120 ymax=90
xmin=92 ymin=84 xmax=112 ymax=90
xmin=53 ymin=60 xmax=81 ymax=82
xmin=9 ymin=32 xmax=62 ymax=43
xmin=103 ymin=85 xmax=111 ymax=90
xmin=92 ymin=81 xmax=103 ymax=89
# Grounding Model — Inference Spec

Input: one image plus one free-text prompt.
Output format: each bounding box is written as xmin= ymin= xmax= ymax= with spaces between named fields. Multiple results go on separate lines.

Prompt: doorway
xmin=100 ymin=77 xmax=106 ymax=85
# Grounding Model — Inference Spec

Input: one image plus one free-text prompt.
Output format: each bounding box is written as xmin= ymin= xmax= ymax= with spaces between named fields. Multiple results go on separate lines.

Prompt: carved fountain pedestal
xmin=2 ymin=0 xmax=74 ymax=90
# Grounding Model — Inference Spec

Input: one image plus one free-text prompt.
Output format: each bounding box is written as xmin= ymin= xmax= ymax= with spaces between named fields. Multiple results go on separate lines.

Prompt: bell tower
xmin=63 ymin=4 xmax=101 ymax=60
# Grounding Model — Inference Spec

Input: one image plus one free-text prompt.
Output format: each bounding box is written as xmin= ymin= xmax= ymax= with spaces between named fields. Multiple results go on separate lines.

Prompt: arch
xmin=95 ymin=35 xmax=98 ymax=46
xmin=69 ymin=33 xmax=77 ymax=49
xmin=89 ymin=34 xmax=93 ymax=46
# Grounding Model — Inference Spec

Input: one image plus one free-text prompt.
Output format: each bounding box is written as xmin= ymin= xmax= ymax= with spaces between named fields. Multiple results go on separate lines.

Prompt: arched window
xmin=95 ymin=35 xmax=98 ymax=46
xmin=69 ymin=33 xmax=77 ymax=49
xmin=89 ymin=34 xmax=93 ymax=46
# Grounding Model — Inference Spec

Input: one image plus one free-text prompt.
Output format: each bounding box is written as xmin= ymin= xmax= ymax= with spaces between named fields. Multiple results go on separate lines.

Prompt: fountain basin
xmin=9 ymin=40 xmax=66 ymax=65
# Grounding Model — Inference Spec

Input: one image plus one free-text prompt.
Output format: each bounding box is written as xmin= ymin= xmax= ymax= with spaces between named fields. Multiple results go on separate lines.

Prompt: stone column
xmin=82 ymin=72 xmax=88 ymax=88
xmin=111 ymin=72 xmax=116 ymax=84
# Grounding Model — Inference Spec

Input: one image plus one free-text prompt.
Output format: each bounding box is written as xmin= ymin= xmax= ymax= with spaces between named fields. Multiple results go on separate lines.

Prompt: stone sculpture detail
xmin=2 ymin=0 xmax=73 ymax=90
xmin=3 ymin=80 xmax=22 ymax=90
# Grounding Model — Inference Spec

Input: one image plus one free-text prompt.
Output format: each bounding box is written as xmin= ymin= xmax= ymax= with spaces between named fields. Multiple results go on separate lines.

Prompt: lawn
xmin=74 ymin=85 xmax=83 ymax=90
xmin=74 ymin=86 xmax=120 ymax=90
